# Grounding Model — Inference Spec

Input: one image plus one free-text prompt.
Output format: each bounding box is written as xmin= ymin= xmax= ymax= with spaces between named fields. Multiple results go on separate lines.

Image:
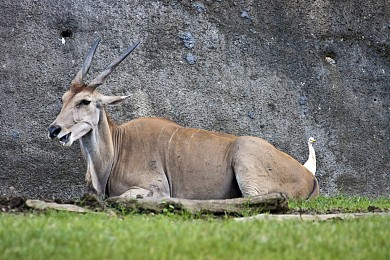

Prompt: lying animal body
xmin=48 ymin=39 xmax=319 ymax=200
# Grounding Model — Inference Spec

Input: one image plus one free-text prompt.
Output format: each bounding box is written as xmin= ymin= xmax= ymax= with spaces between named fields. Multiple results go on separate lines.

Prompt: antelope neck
xmin=79 ymin=108 xmax=116 ymax=197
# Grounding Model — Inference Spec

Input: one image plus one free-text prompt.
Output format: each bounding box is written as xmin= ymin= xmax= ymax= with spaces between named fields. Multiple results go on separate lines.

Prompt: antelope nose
xmin=48 ymin=125 xmax=61 ymax=139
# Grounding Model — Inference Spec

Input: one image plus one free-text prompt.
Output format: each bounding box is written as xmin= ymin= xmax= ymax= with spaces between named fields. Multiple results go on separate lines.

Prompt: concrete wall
xmin=0 ymin=0 xmax=389 ymax=199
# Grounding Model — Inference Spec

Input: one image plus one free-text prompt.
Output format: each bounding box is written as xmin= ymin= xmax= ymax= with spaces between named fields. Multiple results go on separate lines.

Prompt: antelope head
xmin=48 ymin=38 xmax=139 ymax=146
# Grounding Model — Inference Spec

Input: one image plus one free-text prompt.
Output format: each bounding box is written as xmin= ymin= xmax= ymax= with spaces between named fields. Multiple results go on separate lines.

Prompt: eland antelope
xmin=48 ymin=39 xmax=319 ymax=200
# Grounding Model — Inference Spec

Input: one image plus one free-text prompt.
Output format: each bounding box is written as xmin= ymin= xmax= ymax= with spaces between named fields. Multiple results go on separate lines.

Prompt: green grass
xmin=1 ymin=196 xmax=389 ymax=260
xmin=289 ymin=195 xmax=390 ymax=213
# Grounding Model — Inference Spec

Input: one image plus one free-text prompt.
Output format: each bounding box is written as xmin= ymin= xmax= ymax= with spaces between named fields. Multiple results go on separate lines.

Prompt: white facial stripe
xmin=69 ymin=122 xmax=93 ymax=141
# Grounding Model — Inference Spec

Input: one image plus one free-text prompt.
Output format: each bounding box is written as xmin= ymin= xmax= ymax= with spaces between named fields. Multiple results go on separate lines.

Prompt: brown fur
xmin=104 ymin=116 xmax=319 ymax=199
xmin=50 ymin=91 xmax=319 ymax=200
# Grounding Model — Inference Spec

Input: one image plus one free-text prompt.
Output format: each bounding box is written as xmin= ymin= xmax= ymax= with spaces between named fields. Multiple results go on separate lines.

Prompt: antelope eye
xmin=80 ymin=100 xmax=91 ymax=106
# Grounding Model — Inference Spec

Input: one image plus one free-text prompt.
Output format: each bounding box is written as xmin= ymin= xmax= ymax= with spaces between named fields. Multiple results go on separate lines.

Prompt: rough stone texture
xmin=0 ymin=0 xmax=389 ymax=199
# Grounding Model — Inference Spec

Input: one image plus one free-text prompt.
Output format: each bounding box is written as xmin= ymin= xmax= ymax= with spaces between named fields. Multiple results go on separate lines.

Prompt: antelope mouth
xmin=59 ymin=132 xmax=71 ymax=146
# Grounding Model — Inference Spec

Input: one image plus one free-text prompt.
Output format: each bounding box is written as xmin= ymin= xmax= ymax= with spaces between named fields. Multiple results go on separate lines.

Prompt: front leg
xmin=119 ymin=186 xmax=168 ymax=199
xmin=85 ymin=180 xmax=104 ymax=200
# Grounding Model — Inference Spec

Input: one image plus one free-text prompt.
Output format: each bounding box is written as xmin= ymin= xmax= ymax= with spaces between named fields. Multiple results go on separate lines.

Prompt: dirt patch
xmin=1 ymin=195 xmax=389 ymax=216
xmin=73 ymin=193 xmax=107 ymax=212
xmin=0 ymin=194 xmax=105 ymax=214
xmin=0 ymin=196 xmax=29 ymax=213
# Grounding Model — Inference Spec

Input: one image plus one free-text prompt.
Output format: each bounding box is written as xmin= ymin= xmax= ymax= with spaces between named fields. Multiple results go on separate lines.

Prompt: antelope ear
xmin=100 ymin=95 xmax=130 ymax=106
